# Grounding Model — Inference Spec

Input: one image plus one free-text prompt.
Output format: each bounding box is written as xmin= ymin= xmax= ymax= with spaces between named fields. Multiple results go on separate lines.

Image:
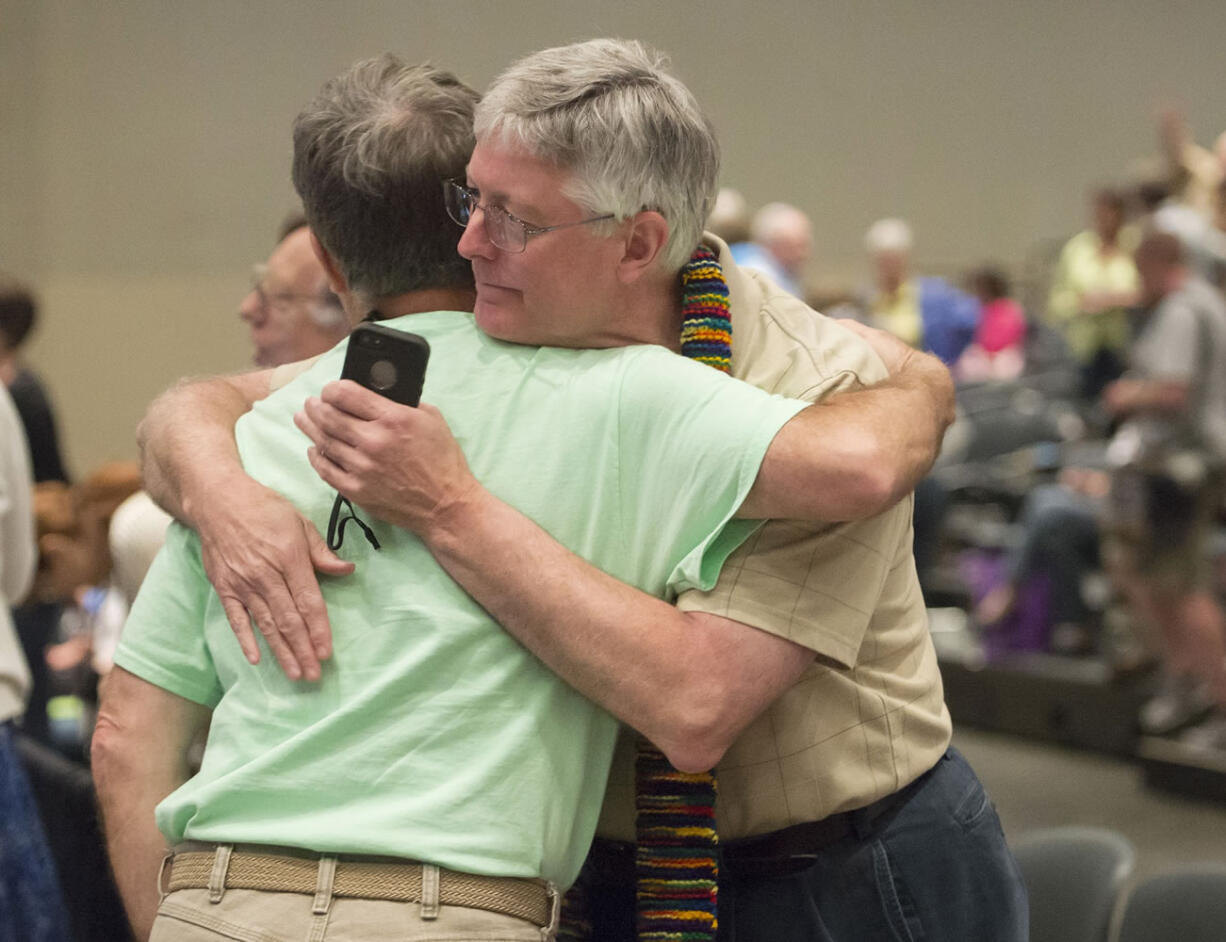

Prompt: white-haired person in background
xmin=864 ymin=216 xmax=980 ymax=365
xmin=729 ymin=200 xmax=812 ymax=297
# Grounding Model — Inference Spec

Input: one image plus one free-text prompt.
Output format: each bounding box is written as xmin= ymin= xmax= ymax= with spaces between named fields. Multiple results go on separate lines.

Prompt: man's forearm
xmin=93 ymin=668 xmax=210 ymax=940
xmin=823 ymin=352 xmax=953 ymax=503
xmin=421 ymin=489 xmax=812 ymax=773
xmin=740 ymin=352 xmax=953 ymax=521
xmin=139 ymin=366 xmax=351 ymax=681
xmin=138 ymin=371 xmax=272 ymax=523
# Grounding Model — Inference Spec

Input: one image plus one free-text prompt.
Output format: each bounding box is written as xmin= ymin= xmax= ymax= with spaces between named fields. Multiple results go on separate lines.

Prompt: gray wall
xmin=2 ymin=0 xmax=1223 ymax=472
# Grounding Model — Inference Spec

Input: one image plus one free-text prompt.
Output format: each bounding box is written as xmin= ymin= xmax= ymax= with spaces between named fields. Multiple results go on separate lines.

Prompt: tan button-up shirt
xmin=595 ymin=235 xmax=951 ymax=841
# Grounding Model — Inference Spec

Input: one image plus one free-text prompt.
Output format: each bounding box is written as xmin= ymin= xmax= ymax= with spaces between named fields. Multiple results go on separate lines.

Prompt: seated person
xmin=863 ymin=217 xmax=979 ymax=365
xmin=955 ymin=265 xmax=1026 ymax=383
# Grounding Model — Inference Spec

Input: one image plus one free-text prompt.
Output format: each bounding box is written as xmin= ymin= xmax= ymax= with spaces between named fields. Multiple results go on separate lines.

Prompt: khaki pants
xmin=150 ymin=887 xmax=553 ymax=941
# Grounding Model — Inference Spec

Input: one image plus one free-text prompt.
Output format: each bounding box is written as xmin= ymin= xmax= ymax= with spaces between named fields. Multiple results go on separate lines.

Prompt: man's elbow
xmin=847 ymin=459 xmax=906 ymax=518
xmin=653 ymin=689 xmax=740 ymax=774
xmin=91 ymin=699 xmax=157 ymax=802
xmin=91 ymin=709 xmax=135 ymax=792
xmin=658 ymin=728 xmax=730 ymax=775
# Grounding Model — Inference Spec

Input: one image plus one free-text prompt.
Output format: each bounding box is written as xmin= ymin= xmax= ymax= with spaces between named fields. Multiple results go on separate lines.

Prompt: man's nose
xmin=457 ymin=207 xmax=495 ymax=261
xmin=238 ymin=289 xmax=262 ymax=322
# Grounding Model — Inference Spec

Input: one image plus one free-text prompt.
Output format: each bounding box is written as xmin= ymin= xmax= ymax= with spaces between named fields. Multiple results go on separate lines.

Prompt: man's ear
xmin=309 ymin=230 xmax=349 ymax=295
xmin=615 ymin=211 xmax=670 ymax=285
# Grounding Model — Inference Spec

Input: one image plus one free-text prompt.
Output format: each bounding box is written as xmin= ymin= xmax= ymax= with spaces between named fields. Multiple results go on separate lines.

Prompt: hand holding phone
xmin=327 ymin=324 xmax=431 ymax=551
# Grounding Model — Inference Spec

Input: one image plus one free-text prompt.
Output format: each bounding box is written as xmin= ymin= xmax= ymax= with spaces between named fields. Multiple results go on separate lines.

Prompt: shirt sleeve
xmin=1136 ymin=301 xmax=1200 ymax=381
xmin=614 ymin=351 xmax=806 ymax=599
xmin=113 ymin=522 xmax=223 ymax=707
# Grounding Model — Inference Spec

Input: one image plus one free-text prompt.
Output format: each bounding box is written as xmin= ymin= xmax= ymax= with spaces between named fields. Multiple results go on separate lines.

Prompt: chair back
xmin=1012 ymin=826 xmax=1135 ymax=942
xmin=1116 ymin=864 xmax=1226 ymax=942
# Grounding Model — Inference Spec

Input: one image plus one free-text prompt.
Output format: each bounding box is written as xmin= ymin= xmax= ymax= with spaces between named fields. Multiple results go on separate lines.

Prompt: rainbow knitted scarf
xmin=558 ymin=243 xmax=730 ymax=942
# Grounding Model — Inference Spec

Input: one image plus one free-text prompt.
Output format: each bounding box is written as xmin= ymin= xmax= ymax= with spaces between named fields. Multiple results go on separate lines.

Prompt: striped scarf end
xmin=638 ymin=933 xmax=718 ymax=942
xmin=638 ymin=911 xmax=718 ymax=927
xmin=637 ymin=824 xmax=718 ymax=838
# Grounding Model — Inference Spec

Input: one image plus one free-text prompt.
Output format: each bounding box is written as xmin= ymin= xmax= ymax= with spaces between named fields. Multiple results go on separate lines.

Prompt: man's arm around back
xmin=93 ymin=667 xmax=211 ymax=940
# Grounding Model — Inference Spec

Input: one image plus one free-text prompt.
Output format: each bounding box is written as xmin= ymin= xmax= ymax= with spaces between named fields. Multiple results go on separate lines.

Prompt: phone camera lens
xmin=369 ymin=359 xmax=397 ymax=391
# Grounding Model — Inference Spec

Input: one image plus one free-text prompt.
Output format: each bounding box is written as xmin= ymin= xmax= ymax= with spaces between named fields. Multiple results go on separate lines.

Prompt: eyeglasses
xmin=443 ymin=179 xmax=615 ymax=253
xmin=249 ymin=264 xmax=324 ymax=311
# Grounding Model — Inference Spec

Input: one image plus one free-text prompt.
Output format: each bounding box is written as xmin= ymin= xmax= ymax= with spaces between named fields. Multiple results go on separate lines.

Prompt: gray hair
xmin=307 ymin=289 xmax=347 ymax=329
xmin=864 ymin=218 xmax=914 ymax=255
xmin=750 ymin=202 xmax=811 ymax=245
xmin=292 ymin=55 xmax=479 ymax=301
xmin=475 ymin=39 xmax=719 ymax=273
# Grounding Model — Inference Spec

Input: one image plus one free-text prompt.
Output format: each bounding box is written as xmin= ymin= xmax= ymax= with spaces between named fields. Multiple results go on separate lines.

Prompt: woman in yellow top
xmin=1046 ymin=187 xmax=1139 ymax=398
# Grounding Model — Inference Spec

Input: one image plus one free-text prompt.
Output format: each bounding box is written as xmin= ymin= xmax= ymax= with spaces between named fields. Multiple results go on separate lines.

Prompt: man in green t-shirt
xmin=95 ymin=55 xmax=956 ymax=942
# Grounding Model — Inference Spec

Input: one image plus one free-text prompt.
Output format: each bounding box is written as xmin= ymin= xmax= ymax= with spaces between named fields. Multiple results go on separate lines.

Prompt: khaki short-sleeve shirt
xmin=595 ymin=236 xmax=952 ymax=841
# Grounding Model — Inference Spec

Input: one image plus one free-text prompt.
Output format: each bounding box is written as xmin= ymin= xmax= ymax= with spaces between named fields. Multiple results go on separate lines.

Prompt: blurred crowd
xmin=710 ymin=107 xmax=1226 ymax=755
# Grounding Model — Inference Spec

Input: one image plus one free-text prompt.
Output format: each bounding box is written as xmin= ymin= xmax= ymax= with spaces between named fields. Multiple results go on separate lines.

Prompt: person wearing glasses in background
xmin=103 ymin=215 xmax=350 ymax=626
xmin=239 ymin=216 xmax=349 ymax=369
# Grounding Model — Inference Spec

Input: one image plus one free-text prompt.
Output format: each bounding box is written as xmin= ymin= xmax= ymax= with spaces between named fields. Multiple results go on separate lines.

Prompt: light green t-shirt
xmin=114 ymin=311 xmax=805 ymax=888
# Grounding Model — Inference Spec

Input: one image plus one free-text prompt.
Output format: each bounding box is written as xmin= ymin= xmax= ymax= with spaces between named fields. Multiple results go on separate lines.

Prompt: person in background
xmin=2 ymin=278 xmax=71 ymax=749
xmin=729 ymin=201 xmax=813 ymax=297
xmin=0 ymin=382 xmax=72 ymax=941
xmin=955 ymin=265 xmax=1027 ymax=382
xmin=0 ymin=278 xmax=69 ymax=485
xmin=864 ymin=217 xmax=980 ymax=365
xmin=96 ymin=214 xmax=338 ymax=631
xmin=238 ymin=216 xmax=348 ymax=368
xmin=1045 ymin=187 xmax=1139 ymax=400
xmin=1158 ymin=107 xmax=1226 ymax=221
xmin=1104 ymin=231 xmax=1226 ymax=749
xmin=705 ymin=186 xmax=751 ymax=247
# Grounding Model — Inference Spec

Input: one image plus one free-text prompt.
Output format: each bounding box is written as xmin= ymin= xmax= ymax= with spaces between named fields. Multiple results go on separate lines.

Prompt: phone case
xmin=339 ymin=323 xmax=431 ymax=407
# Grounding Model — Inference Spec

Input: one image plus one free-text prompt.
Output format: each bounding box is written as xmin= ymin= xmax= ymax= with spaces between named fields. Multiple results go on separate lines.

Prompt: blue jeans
xmin=1007 ymin=484 xmax=1100 ymax=626
xmin=0 ymin=723 xmax=72 ymax=942
xmin=575 ymin=748 xmax=1026 ymax=942
xmin=717 ymin=749 xmax=1027 ymax=941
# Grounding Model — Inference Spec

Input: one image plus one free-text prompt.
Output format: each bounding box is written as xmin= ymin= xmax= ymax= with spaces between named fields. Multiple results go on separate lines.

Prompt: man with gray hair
xmin=238 ymin=218 xmax=348 ymax=368
xmin=121 ymin=41 xmax=1022 ymax=941
xmin=97 ymin=51 xmax=957 ymax=942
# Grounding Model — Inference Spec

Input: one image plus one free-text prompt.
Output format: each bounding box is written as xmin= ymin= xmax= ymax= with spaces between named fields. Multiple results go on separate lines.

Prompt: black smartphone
xmin=339 ymin=323 xmax=430 ymax=407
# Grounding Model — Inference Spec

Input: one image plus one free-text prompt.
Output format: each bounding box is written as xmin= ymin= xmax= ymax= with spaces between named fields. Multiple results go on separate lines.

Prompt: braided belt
xmin=166 ymin=850 xmax=555 ymax=927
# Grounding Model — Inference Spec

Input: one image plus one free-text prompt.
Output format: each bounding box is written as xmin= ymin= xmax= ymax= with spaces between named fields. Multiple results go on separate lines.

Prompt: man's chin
xmin=474 ymin=302 xmax=530 ymax=344
xmin=474 ymin=312 xmax=537 ymax=346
